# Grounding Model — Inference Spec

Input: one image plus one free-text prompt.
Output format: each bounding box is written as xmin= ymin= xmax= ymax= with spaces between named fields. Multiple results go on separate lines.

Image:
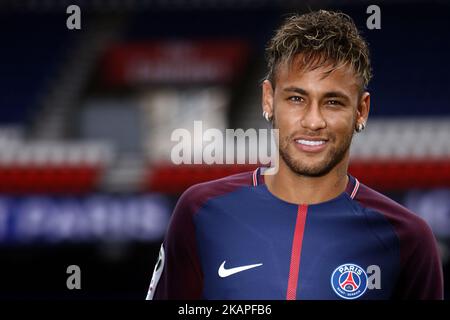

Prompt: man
xmin=147 ymin=10 xmax=443 ymax=300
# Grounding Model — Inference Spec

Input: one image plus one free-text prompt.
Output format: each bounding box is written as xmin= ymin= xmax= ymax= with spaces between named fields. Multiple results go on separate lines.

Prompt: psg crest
xmin=331 ymin=263 xmax=368 ymax=299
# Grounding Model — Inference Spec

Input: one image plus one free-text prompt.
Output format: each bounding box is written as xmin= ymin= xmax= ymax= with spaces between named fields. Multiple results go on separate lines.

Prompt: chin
xmin=283 ymin=157 xmax=334 ymax=177
xmin=294 ymin=164 xmax=334 ymax=177
xmin=282 ymin=147 xmax=336 ymax=176
xmin=279 ymin=140 xmax=347 ymax=177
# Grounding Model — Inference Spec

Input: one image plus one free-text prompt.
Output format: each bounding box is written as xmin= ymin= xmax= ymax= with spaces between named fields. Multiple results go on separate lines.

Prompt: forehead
xmin=274 ymin=54 xmax=360 ymax=96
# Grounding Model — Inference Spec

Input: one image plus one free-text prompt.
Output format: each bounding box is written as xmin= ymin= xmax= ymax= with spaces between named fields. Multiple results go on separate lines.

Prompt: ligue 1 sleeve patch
xmin=331 ymin=263 xmax=368 ymax=299
xmin=146 ymin=243 xmax=165 ymax=300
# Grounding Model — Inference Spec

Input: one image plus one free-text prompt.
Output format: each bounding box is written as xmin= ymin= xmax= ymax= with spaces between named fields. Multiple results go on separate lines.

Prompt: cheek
xmin=275 ymin=112 xmax=299 ymax=139
xmin=275 ymin=101 xmax=302 ymax=121
xmin=328 ymin=116 xmax=354 ymax=139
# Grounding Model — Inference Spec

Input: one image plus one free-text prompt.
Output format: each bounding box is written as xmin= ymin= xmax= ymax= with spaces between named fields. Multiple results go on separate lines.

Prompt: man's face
xmin=264 ymin=56 xmax=366 ymax=177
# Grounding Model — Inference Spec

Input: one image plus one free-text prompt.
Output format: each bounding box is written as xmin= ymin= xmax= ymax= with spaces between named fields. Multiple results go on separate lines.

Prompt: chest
xmin=193 ymin=196 xmax=400 ymax=299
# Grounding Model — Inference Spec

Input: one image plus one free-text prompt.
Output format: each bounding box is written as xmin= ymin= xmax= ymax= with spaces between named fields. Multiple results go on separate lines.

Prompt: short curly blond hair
xmin=265 ymin=10 xmax=372 ymax=91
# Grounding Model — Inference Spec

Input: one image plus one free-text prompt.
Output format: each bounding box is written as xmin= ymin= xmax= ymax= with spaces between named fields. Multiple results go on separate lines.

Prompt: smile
xmin=295 ymin=139 xmax=327 ymax=146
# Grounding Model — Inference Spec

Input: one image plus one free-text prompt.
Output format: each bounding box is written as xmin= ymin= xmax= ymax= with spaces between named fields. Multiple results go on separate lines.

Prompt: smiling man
xmin=147 ymin=10 xmax=444 ymax=300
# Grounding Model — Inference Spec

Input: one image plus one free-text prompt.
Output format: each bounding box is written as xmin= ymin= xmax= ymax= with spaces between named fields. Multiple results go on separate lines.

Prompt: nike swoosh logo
xmin=218 ymin=260 xmax=263 ymax=278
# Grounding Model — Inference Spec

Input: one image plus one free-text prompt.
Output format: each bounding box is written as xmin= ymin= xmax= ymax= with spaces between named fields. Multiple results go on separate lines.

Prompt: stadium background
xmin=0 ymin=0 xmax=449 ymax=299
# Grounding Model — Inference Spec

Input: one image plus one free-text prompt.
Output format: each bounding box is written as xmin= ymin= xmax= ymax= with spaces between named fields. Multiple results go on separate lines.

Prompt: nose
xmin=300 ymin=102 xmax=326 ymax=131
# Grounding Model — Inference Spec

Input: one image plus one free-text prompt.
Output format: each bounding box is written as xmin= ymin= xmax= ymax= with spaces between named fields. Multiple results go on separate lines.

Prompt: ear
xmin=262 ymin=80 xmax=274 ymax=117
xmin=356 ymin=91 xmax=370 ymax=125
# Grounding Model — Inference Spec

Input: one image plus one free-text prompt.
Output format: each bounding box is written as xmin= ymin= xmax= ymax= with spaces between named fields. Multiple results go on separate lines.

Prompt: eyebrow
xmin=282 ymin=86 xmax=351 ymax=102
xmin=283 ymin=87 xmax=308 ymax=96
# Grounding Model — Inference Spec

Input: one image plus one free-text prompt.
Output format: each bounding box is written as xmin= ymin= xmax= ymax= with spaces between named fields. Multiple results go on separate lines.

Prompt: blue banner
xmin=0 ymin=194 xmax=172 ymax=244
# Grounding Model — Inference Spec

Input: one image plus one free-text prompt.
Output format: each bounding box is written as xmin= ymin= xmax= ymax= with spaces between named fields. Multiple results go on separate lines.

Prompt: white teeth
xmin=296 ymin=139 xmax=326 ymax=146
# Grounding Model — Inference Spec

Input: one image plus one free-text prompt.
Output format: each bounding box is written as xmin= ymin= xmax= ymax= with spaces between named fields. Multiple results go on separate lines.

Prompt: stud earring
xmin=356 ymin=122 xmax=366 ymax=132
xmin=262 ymin=111 xmax=272 ymax=122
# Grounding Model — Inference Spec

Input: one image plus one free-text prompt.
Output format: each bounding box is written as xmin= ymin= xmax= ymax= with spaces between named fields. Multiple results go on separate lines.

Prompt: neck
xmin=264 ymin=155 xmax=350 ymax=205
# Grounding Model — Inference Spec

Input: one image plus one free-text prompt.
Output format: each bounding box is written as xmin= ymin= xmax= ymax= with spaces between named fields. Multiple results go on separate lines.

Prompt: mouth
xmin=293 ymin=137 xmax=328 ymax=153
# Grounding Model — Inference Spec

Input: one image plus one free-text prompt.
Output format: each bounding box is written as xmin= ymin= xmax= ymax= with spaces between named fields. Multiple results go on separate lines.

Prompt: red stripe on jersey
xmin=286 ymin=204 xmax=308 ymax=300
xmin=252 ymin=168 xmax=258 ymax=186
xmin=350 ymin=178 xmax=360 ymax=199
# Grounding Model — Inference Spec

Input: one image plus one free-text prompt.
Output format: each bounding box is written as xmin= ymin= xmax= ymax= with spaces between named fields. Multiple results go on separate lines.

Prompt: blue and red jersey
xmin=147 ymin=167 xmax=443 ymax=300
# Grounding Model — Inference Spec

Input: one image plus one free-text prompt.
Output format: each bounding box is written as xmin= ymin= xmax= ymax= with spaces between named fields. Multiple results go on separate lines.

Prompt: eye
xmin=288 ymin=96 xmax=305 ymax=103
xmin=326 ymin=99 xmax=344 ymax=106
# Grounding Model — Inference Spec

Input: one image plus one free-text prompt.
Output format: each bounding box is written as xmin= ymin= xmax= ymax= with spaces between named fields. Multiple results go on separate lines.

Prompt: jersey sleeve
xmin=355 ymin=182 xmax=444 ymax=300
xmin=146 ymin=187 xmax=203 ymax=300
xmin=393 ymin=217 xmax=444 ymax=300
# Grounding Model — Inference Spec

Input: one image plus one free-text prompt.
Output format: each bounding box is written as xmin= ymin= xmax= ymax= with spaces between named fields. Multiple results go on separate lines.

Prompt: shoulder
xmin=353 ymin=181 xmax=435 ymax=248
xmin=164 ymin=170 xmax=255 ymax=248
xmin=175 ymin=170 xmax=254 ymax=216
xmin=353 ymin=181 xmax=444 ymax=299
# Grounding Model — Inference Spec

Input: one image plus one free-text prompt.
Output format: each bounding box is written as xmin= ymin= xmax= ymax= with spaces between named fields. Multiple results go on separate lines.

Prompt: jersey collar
xmin=252 ymin=167 xmax=360 ymax=200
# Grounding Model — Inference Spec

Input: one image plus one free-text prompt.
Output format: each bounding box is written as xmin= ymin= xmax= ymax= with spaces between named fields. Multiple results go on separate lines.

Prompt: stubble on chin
xmin=278 ymin=129 xmax=354 ymax=178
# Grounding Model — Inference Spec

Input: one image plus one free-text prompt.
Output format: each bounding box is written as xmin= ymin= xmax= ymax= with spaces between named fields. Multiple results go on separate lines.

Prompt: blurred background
xmin=0 ymin=0 xmax=449 ymax=299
